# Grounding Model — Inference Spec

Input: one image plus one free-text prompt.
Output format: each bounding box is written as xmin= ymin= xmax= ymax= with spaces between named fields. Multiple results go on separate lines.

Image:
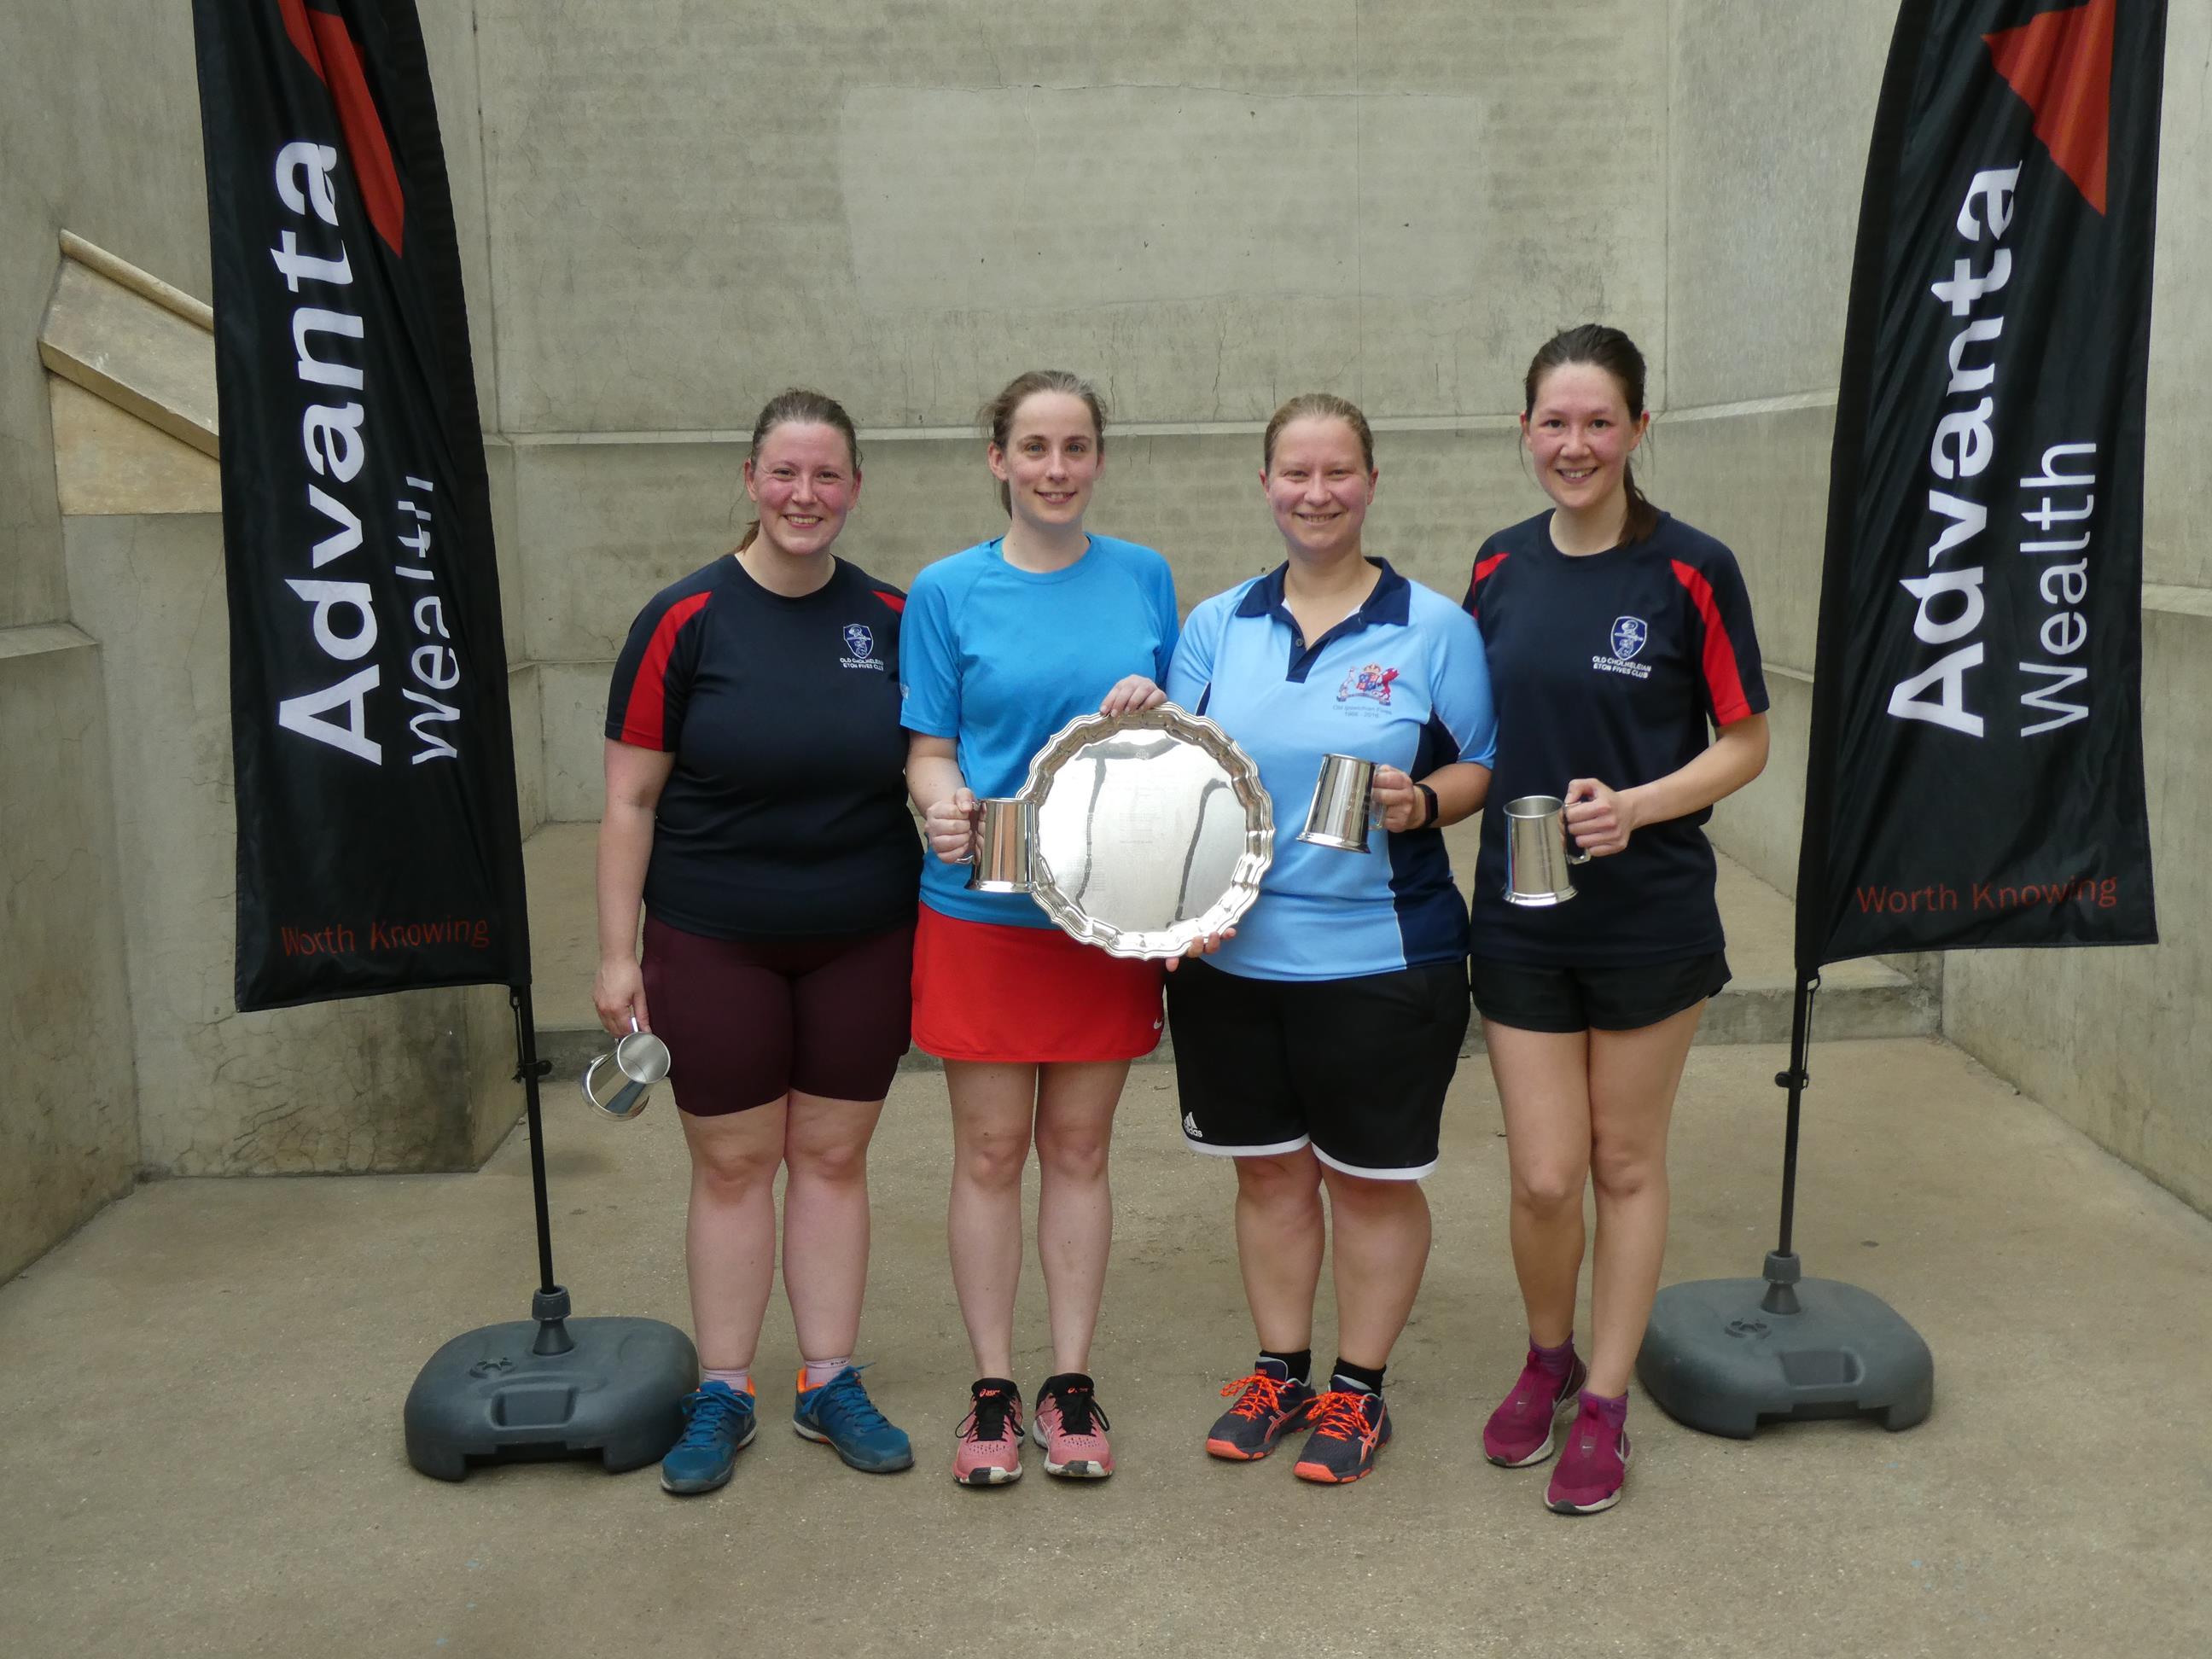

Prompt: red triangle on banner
xmin=1984 ymin=0 xmax=2115 ymax=214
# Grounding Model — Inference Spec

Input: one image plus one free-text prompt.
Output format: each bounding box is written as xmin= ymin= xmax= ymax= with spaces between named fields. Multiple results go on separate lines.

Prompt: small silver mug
xmin=1298 ymin=754 xmax=1381 ymax=853
xmin=580 ymin=1016 xmax=672 ymax=1121
xmin=1502 ymin=794 xmax=1592 ymax=907
xmin=965 ymin=796 xmax=1034 ymax=893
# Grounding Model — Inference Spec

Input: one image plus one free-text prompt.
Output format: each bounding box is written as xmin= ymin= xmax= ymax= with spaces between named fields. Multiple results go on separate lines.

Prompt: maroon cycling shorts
xmin=640 ymin=914 xmax=915 ymax=1115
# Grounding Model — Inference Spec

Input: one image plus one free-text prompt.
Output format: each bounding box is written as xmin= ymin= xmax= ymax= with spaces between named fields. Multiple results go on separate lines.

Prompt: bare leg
xmin=1584 ymin=1004 xmax=1703 ymax=1395
xmin=778 ymin=1090 xmax=888 ymax=1365
xmin=679 ymin=1100 xmax=789 ymax=1373
xmin=1032 ymin=1060 xmax=1129 ymax=1376
xmin=1321 ymin=1166 xmax=1433 ymax=1371
xmin=1484 ymin=1021 xmax=1594 ymax=1348
xmin=945 ymin=1060 xmax=1037 ymax=1378
xmin=1232 ymin=1148 xmax=1325 ymax=1354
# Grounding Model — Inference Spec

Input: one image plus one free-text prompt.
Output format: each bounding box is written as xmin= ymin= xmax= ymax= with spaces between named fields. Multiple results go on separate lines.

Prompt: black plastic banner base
xmin=405 ymin=1306 xmax=697 ymax=1481
xmin=1636 ymin=1263 xmax=1933 ymax=1441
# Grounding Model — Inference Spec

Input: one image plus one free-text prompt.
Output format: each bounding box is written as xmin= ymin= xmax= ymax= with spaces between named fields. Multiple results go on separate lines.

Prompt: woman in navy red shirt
xmin=1464 ymin=327 xmax=1769 ymax=1515
xmin=597 ymin=389 xmax=921 ymax=1496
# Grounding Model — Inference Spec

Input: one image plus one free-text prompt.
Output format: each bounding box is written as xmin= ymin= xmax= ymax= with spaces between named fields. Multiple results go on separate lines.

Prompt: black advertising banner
xmin=193 ymin=0 xmax=529 ymax=1009
xmin=1799 ymin=0 xmax=2163 ymax=970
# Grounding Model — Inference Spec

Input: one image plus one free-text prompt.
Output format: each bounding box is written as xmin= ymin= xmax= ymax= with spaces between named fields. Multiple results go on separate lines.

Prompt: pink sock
xmin=703 ymin=1366 xmax=753 ymax=1395
xmin=802 ymin=1356 xmax=853 ymax=1390
xmin=1530 ymin=1335 xmax=1577 ymax=1375
xmin=1580 ymin=1388 xmax=1629 ymax=1429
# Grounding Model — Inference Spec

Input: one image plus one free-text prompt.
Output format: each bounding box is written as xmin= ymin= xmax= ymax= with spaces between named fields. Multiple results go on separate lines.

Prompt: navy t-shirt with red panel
xmin=1463 ymin=510 xmax=1767 ymax=966
xmin=606 ymin=554 xmax=922 ymax=941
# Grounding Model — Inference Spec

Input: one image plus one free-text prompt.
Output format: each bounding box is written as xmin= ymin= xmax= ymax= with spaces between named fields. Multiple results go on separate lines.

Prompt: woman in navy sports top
xmin=1464 ymin=327 xmax=1770 ymax=1516
xmin=597 ymin=389 xmax=922 ymax=1495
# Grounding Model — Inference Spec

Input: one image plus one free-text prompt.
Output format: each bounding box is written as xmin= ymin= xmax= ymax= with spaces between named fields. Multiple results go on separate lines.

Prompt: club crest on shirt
xmin=1338 ymin=663 xmax=1400 ymax=705
xmin=1593 ymin=615 xmax=1653 ymax=681
xmin=839 ymin=622 xmax=884 ymax=672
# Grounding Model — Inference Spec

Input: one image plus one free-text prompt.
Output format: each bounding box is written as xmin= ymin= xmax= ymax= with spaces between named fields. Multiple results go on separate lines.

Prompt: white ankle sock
xmin=802 ymin=1355 xmax=853 ymax=1389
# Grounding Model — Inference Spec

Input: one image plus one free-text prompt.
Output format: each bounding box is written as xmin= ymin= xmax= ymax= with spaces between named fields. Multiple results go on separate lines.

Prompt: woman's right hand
xmin=924 ymin=788 xmax=979 ymax=863
xmin=593 ymin=957 xmax=649 ymax=1036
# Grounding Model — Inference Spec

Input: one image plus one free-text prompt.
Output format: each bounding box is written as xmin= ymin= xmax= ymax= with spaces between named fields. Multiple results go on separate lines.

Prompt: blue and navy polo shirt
xmin=606 ymin=555 xmax=920 ymax=941
xmin=1167 ymin=560 xmax=1497 ymax=981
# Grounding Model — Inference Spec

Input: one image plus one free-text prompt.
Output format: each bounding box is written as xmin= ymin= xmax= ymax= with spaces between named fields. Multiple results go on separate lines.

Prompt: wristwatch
xmin=1415 ymin=782 xmax=1440 ymax=829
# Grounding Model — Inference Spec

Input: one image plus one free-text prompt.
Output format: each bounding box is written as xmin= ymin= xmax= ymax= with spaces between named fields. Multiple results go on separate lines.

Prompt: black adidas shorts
xmin=1468 ymin=951 xmax=1731 ymax=1034
xmin=1165 ymin=958 xmax=1470 ymax=1180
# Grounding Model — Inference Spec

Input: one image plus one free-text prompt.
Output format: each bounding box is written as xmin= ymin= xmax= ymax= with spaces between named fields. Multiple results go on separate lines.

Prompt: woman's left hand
xmin=1098 ymin=675 xmax=1167 ymax=716
xmin=1373 ymin=765 xmax=1423 ymax=832
xmin=1163 ymin=926 xmax=1235 ymax=973
xmin=1564 ymin=777 xmax=1639 ymax=857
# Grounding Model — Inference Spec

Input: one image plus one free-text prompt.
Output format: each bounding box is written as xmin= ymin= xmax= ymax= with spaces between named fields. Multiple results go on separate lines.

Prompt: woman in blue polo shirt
xmin=1464 ymin=324 xmax=1769 ymax=1517
xmin=1164 ymin=393 xmax=1496 ymax=1485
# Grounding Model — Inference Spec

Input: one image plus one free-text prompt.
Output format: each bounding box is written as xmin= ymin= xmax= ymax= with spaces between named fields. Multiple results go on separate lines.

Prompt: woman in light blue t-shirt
xmin=901 ymin=369 xmax=1179 ymax=1486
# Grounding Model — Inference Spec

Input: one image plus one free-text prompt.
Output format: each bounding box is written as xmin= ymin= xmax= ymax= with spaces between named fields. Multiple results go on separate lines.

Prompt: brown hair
xmin=980 ymin=369 xmax=1107 ymax=515
xmin=1522 ymin=323 xmax=1658 ymax=544
xmin=737 ymin=387 xmax=861 ymax=551
xmin=1262 ymin=393 xmax=1375 ymax=473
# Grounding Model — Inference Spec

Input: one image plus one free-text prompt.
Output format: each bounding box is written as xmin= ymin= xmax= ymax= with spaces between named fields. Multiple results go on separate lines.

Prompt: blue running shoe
xmin=793 ymin=1365 xmax=915 ymax=1473
xmin=661 ymin=1380 xmax=756 ymax=1495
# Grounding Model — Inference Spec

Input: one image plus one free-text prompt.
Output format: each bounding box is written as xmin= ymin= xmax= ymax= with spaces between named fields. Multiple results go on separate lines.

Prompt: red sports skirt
xmin=912 ymin=904 xmax=1165 ymax=1064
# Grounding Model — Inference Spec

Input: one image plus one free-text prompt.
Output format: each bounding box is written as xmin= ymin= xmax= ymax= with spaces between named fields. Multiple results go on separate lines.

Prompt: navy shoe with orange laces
xmin=1206 ymin=1358 xmax=1318 ymax=1461
xmin=1291 ymin=1387 xmax=1392 ymax=1484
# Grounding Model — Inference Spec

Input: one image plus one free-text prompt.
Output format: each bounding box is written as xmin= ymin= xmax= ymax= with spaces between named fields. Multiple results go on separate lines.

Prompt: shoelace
xmin=1220 ymin=1371 xmax=1291 ymax=1420
xmin=1304 ymin=1389 xmax=1376 ymax=1444
xmin=814 ymin=1367 xmax=891 ymax=1433
xmin=1045 ymin=1382 xmax=1109 ymax=1437
xmin=962 ymin=1388 xmax=1018 ymax=1444
xmin=675 ymin=1387 xmax=747 ymax=1448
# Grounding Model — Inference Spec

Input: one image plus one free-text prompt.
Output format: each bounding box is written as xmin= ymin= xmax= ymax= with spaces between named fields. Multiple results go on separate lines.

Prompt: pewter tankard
xmin=581 ymin=1016 xmax=672 ymax=1121
xmin=966 ymin=797 xmax=1034 ymax=893
xmin=1503 ymin=794 xmax=1592 ymax=907
xmin=1298 ymin=754 xmax=1381 ymax=853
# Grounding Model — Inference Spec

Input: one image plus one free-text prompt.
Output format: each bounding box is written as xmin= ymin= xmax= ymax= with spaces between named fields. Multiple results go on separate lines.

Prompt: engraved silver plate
xmin=1016 ymin=705 xmax=1274 ymax=960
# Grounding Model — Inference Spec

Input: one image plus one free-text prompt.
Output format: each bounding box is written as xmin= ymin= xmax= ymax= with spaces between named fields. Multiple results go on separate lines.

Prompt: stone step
xmin=520 ymin=818 xmax=1935 ymax=1081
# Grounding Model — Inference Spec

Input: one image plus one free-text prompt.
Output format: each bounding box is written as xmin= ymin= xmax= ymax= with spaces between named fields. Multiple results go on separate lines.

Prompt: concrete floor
xmin=4 ymin=1037 xmax=2208 ymax=1657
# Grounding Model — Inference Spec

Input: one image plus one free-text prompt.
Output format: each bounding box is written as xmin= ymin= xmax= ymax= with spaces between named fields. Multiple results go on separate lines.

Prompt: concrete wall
xmin=0 ymin=631 xmax=140 ymax=1278
xmin=474 ymin=0 xmax=1668 ymax=434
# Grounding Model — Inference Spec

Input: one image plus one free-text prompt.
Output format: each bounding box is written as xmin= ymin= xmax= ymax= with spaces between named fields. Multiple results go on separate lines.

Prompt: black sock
xmin=1260 ymin=1348 xmax=1313 ymax=1388
xmin=1330 ymin=1357 xmax=1387 ymax=1396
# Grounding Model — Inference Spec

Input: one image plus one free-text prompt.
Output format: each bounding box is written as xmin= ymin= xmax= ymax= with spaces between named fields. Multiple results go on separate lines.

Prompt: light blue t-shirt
xmin=901 ymin=533 xmax=1180 ymax=927
xmin=1167 ymin=560 xmax=1496 ymax=980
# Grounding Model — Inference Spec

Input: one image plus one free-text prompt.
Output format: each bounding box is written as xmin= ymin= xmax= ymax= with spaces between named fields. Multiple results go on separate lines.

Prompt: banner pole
xmin=509 ymin=986 xmax=557 ymax=1298
xmin=1773 ymin=973 xmax=1816 ymax=1259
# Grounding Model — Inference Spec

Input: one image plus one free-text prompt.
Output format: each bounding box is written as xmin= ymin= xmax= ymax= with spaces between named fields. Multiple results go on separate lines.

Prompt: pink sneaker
xmin=1031 ymin=1372 xmax=1115 ymax=1479
xmin=1545 ymin=1394 xmax=1631 ymax=1514
xmin=1483 ymin=1348 xmax=1588 ymax=1468
xmin=952 ymin=1379 xmax=1023 ymax=1486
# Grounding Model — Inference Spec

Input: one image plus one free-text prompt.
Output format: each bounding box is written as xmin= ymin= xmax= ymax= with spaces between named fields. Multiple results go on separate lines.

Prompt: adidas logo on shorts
xmin=1183 ymin=1112 xmax=1202 ymax=1139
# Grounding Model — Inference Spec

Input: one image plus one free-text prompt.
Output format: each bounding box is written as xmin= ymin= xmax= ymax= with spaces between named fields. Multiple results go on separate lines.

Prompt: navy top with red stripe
xmin=606 ymin=555 xmax=921 ymax=940
xmin=1463 ymin=511 xmax=1767 ymax=966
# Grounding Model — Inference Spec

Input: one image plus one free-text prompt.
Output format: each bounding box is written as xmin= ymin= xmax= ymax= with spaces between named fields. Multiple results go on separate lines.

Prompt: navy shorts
xmin=1165 ymin=958 xmax=1470 ymax=1180
xmin=642 ymin=915 xmax=914 ymax=1113
xmin=1468 ymin=951 xmax=1731 ymax=1034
